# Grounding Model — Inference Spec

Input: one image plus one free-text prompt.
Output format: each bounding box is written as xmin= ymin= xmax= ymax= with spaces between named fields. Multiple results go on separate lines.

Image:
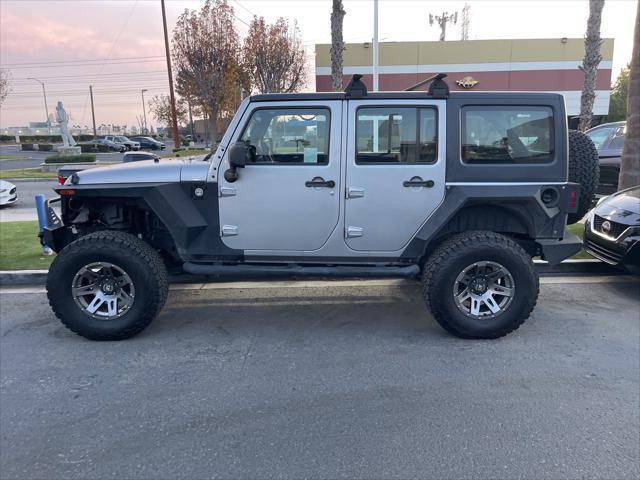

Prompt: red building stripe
xmin=316 ymin=69 xmax=613 ymax=92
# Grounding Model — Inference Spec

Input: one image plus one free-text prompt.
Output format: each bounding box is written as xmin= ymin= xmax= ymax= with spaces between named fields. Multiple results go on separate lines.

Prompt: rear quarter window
xmin=461 ymin=106 xmax=554 ymax=164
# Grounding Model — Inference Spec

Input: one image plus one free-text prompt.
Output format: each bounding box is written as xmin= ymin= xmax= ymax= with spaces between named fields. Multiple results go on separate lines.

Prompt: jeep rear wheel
xmin=568 ymin=129 xmax=599 ymax=224
xmin=47 ymin=231 xmax=169 ymax=341
xmin=422 ymin=231 xmax=539 ymax=339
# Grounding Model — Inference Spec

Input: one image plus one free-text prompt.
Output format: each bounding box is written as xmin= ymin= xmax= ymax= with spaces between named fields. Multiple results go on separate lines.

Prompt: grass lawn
xmin=564 ymin=222 xmax=592 ymax=260
xmin=0 ymin=168 xmax=57 ymax=180
xmin=0 ymin=221 xmax=55 ymax=270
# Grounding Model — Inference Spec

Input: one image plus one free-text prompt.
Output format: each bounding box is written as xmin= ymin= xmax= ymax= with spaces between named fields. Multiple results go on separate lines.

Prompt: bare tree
xmin=171 ymin=0 xmax=240 ymax=147
xmin=0 ymin=69 xmax=11 ymax=107
xmin=330 ymin=0 xmax=345 ymax=91
xmin=429 ymin=11 xmax=457 ymax=41
xmin=243 ymin=17 xmax=307 ymax=94
xmin=148 ymin=94 xmax=187 ymax=129
xmin=578 ymin=0 xmax=605 ymax=132
xmin=618 ymin=0 xmax=640 ymax=190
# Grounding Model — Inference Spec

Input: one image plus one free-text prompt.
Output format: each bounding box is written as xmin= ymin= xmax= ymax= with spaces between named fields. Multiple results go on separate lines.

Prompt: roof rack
xmin=344 ymin=74 xmax=368 ymax=98
xmin=404 ymin=73 xmax=450 ymax=98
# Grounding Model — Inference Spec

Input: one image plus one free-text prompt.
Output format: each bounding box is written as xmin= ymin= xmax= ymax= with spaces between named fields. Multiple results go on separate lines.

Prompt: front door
xmin=218 ymin=101 xmax=342 ymax=251
xmin=344 ymin=100 xmax=446 ymax=252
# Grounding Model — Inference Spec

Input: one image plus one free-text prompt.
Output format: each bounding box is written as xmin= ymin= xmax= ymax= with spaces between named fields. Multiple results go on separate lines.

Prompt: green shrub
xmin=45 ymin=153 xmax=96 ymax=164
xmin=79 ymin=143 xmax=97 ymax=153
xmin=38 ymin=144 xmax=53 ymax=151
xmin=0 ymin=135 xmax=15 ymax=143
xmin=97 ymin=144 xmax=110 ymax=153
xmin=21 ymin=143 xmax=34 ymax=151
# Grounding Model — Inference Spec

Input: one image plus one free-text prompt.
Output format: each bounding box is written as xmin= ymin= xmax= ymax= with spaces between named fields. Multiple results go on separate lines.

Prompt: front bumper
xmin=583 ymin=216 xmax=640 ymax=267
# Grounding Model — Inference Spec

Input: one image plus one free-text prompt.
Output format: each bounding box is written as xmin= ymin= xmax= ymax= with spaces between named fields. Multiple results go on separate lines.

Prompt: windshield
xmin=115 ymin=136 xmax=129 ymax=142
xmin=586 ymin=127 xmax=614 ymax=150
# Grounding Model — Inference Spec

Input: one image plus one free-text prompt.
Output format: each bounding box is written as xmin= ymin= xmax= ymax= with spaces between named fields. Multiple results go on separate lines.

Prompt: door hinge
xmin=346 ymin=226 xmax=364 ymax=238
xmin=346 ymin=186 xmax=365 ymax=199
xmin=221 ymin=225 xmax=238 ymax=237
xmin=219 ymin=186 xmax=237 ymax=197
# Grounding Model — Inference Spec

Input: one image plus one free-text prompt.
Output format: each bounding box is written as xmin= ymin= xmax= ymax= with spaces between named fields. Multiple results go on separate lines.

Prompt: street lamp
xmin=27 ymin=77 xmax=50 ymax=132
xmin=141 ymin=89 xmax=148 ymax=135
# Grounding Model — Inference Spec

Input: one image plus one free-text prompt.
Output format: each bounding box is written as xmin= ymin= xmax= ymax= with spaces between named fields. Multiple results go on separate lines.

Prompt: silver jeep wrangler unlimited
xmin=43 ymin=75 xmax=598 ymax=341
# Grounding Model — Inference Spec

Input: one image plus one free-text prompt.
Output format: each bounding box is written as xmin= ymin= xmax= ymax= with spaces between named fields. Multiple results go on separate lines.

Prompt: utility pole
xmin=141 ymin=89 xmax=148 ymax=134
xmin=161 ymin=0 xmax=180 ymax=149
xmin=188 ymin=100 xmax=195 ymax=141
xmin=460 ymin=3 xmax=470 ymax=41
xmin=429 ymin=11 xmax=458 ymax=41
xmin=27 ymin=77 xmax=50 ymax=132
xmin=89 ymin=85 xmax=97 ymax=139
xmin=373 ymin=0 xmax=379 ymax=92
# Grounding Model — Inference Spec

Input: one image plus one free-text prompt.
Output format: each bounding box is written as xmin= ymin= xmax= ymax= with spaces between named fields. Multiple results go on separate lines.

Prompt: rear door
xmin=344 ymin=100 xmax=446 ymax=251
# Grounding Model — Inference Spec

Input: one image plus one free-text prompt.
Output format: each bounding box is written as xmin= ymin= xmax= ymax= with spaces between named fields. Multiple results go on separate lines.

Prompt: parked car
xmin=0 ymin=180 xmax=17 ymax=207
xmin=78 ymin=138 xmax=126 ymax=153
xmin=583 ymin=185 xmax=640 ymax=273
xmin=586 ymin=121 xmax=625 ymax=195
xmin=43 ymin=74 xmax=597 ymax=341
xmin=132 ymin=136 xmax=165 ymax=150
xmin=123 ymin=151 xmax=160 ymax=162
xmin=103 ymin=135 xmax=140 ymax=151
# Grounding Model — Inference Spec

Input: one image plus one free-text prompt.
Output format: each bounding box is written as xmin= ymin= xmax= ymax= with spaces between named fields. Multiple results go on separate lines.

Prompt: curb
xmin=0 ymin=260 xmax=625 ymax=287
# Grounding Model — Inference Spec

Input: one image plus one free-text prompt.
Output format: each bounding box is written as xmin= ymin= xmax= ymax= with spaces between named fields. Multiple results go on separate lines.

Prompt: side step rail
xmin=183 ymin=262 xmax=420 ymax=279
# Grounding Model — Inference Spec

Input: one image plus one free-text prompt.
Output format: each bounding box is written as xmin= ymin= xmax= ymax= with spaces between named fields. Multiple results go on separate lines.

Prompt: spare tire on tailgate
xmin=567 ymin=130 xmax=599 ymax=224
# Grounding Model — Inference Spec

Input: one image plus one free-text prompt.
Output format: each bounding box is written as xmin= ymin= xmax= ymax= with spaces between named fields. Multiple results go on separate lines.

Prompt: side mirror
xmin=224 ymin=142 xmax=254 ymax=182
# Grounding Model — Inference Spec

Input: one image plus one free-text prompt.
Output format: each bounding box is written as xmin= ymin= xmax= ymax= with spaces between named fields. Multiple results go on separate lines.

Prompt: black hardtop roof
xmin=249 ymin=91 xmax=564 ymax=103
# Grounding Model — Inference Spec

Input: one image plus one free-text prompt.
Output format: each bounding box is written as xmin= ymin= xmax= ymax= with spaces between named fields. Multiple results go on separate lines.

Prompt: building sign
xmin=456 ymin=76 xmax=479 ymax=89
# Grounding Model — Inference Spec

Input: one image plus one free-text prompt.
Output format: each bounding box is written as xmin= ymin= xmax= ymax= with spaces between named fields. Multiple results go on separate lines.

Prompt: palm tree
xmin=578 ymin=0 xmax=605 ymax=132
xmin=618 ymin=0 xmax=640 ymax=190
xmin=330 ymin=0 xmax=346 ymax=91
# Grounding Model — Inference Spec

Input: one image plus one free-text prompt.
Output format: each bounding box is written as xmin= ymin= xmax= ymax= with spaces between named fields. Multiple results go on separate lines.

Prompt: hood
xmin=0 ymin=180 xmax=15 ymax=189
xmin=597 ymin=186 xmax=640 ymax=215
xmin=70 ymin=159 xmax=210 ymax=185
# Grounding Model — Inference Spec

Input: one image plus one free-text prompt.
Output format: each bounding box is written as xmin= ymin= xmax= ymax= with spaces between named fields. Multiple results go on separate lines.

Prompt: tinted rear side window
xmin=461 ymin=106 xmax=554 ymax=164
xmin=356 ymin=107 xmax=437 ymax=164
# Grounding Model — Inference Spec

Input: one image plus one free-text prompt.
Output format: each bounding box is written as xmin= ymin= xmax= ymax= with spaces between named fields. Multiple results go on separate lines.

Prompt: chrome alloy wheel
xmin=453 ymin=261 xmax=515 ymax=319
xmin=71 ymin=262 xmax=135 ymax=320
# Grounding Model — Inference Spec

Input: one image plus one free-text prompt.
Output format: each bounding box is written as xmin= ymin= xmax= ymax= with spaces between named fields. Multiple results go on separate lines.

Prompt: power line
xmin=232 ymin=0 xmax=257 ymax=18
xmin=4 ymin=59 xmax=167 ymax=70
xmin=0 ymin=55 xmax=164 ymax=67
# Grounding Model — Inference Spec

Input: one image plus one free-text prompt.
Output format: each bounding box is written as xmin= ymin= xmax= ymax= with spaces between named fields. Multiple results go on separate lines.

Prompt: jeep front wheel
xmin=47 ymin=231 xmax=169 ymax=340
xmin=422 ymin=231 xmax=539 ymax=339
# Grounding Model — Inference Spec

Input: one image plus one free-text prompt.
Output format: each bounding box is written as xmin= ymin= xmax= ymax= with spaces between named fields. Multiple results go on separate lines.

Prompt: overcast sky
xmin=0 ymin=0 xmax=637 ymax=129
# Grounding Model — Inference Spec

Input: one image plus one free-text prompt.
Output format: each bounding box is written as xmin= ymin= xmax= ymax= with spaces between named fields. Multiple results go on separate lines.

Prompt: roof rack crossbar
xmin=404 ymin=73 xmax=450 ymax=98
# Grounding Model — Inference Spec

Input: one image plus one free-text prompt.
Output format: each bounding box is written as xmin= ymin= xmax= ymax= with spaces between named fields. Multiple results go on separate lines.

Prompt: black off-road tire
xmin=568 ymin=129 xmax=599 ymax=224
xmin=47 ymin=231 xmax=169 ymax=341
xmin=422 ymin=231 xmax=539 ymax=339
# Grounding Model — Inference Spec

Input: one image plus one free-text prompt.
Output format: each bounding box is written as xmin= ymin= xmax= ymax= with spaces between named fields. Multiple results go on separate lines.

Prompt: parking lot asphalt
xmin=1 ymin=277 xmax=639 ymax=479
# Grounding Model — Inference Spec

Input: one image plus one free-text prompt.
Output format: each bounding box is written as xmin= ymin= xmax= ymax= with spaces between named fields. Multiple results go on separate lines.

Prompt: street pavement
xmin=0 ymin=277 xmax=638 ymax=479
xmin=0 ymin=180 xmax=58 ymax=222
xmin=0 ymin=145 xmax=124 ymax=171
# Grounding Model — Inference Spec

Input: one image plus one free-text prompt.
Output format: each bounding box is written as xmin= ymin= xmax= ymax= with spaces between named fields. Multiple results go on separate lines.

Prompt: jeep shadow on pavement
xmin=42 ymin=74 xmax=599 ymax=341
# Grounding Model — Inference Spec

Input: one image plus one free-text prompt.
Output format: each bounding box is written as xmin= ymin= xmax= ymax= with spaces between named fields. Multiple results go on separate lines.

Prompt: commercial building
xmin=315 ymin=38 xmax=614 ymax=120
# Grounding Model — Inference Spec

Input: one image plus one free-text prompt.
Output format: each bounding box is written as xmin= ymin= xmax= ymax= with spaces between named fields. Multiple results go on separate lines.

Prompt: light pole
xmin=141 ymin=89 xmax=148 ymax=135
xmin=373 ymin=0 xmax=379 ymax=92
xmin=27 ymin=77 xmax=50 ymax=132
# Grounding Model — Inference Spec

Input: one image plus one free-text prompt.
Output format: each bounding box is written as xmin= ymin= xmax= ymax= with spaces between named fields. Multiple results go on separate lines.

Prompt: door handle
xmin=305 ymin=178 xmax=335 ymax=188
xmin=403 ymin=178 xmax=434 ymax=188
